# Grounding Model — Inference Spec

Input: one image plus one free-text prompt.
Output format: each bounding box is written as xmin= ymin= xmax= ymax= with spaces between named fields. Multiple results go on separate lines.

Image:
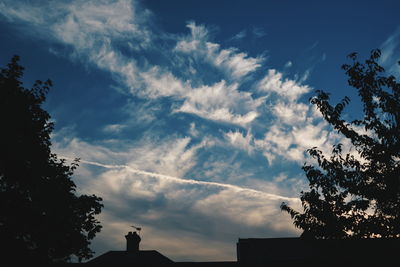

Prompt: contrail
xmin=63 ymin=157 xmax=299 ymax=202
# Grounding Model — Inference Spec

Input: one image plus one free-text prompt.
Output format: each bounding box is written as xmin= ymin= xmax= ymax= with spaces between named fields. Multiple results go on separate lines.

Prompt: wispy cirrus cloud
xmin=175 ymin=22 xmax=264 ymax=81
xmin=224 ymin=130 xmax=254 ymax=154
xmin=380 ymin=26 xmax=400 ymax=77
xmin=0 ymin=0 xmax=267 ymax=126
xmin=0 ymin=0 xmax=344 ymax=261
xmin=177 ymin=81 xmax=263 ymax=126
xmin=228 ymin=30 xmax=247 ymax=41
xmin=220 ymin=66 xmax=349 ymax=165
xmin=252 ymin=27 xmax=267 ymax=38
xmin=257 ymin=69 xmax=311 ymax=101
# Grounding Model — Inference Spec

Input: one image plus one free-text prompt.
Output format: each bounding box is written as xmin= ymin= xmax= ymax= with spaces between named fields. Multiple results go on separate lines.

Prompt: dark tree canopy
xmin=0 ymin=56 xmax=103 ymax=265
xmin=281 ymin=49 xmax=400 ymax=239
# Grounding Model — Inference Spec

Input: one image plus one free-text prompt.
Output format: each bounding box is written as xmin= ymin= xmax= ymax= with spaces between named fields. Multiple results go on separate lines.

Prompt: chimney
xmin=125 ymin=231 xmax=141 ymax=252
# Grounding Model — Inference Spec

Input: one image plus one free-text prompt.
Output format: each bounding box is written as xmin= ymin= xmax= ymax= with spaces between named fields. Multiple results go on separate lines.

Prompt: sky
xmin=1 ymin=0 xmax=400 ymax=262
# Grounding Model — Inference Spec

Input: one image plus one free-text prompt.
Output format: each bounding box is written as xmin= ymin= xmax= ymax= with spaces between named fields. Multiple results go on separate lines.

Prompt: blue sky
xmin=1 ymin=0 xmax=400 ymax=262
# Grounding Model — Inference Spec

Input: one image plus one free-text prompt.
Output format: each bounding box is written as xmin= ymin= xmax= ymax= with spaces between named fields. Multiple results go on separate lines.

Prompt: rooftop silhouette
xmin=58 ymin=231 xmax=400 ymax=267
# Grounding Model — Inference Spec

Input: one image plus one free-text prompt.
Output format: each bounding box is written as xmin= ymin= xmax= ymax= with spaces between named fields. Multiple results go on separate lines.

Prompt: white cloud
xmin=54 ymin=135 xmax=301 ymax=260
xmin=189 ymin=122 xmax=199 ymax=137
xmin=253 ymin=110 xmax=344 ymax=164
xmin=193 ymin=188 xmax=300 ymax=230
xmin=299 ymin=69 xmax=311 ymax=83
xmin=273 ymin=173 xmax=288 ymax=183
xmin=0 ymin=1 xmax=47 ymax=26
xmin=380 ymin=26 xmax=400 ymax=77
xmin=284 ymin=61 xmax=293 ymax=68
xmin=1 ymin=1 xmax=269 ymax=127
xmin=55 ymin=134 xmax=209 ymax=179
xmin=1 ymin=0 xmax=350 ymax=261
xmin=254 ymin=117 xmax=332 ymax=164
xmin=176 ymin=22 xmax=264 ymax=80
xmin=224 ymin=130 xmax=254 ymax=154
xmin=126 ymin=137 xmax=209 ymax=178
xmin=54 ymin=137 xmax=128 ymax=165
xmin=214 ymin=47 xmax=262 ymax=80
xmin=135 ymin=63 xmax=263 ymax=126
xmin=103 ymin=124 xmax=126 ymax=133
xmin=52 ymin=0 xmax=152 ymax=49
xmin=139 ymin=66 xmax=190 ymax=98
xmin=244 ymin=68 xmax=348 ymax=164
xmin=198 ymin=67 xmax=348 ymax=165
xmin=271 ymin=101 xmax=309 ymax=125
xmin=0 ymin=0 xmax=152 ymax=95
xmin=229 ymin=30 xmax=247 ymax=41
xmin=75 ymin=158 xmax=298 ymax=203
xmin=199 ymin=156 xmax=255 ymax=184
xmin=175 ymin=21 xmax=209 ymax=53
xmin=177 ymin=80 xmax=263 ymax=126
xmin=257 ymin=69 xmax=311 ymax=101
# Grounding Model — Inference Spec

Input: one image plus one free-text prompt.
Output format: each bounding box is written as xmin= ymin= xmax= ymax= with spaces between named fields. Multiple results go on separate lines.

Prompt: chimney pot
xmin=125 ymin=231 xmax=141 ymax=252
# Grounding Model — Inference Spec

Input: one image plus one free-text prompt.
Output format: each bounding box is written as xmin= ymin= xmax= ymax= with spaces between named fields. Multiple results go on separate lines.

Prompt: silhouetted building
xmin=236 ymin=237 xmax=400 ymax=266
xmin=85 ymin=250 xmax=174 ymax=267
xmin=83 ymin=231 xmax=173 ymax=267
xmin=67 ymin=233 xmax=400 ymax=267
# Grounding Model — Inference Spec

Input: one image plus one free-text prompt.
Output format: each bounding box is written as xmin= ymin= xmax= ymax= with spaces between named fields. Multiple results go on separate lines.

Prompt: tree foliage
xmin=281 ymin=49 xmax=400 ymax=239
xmin=0 ymin=56 xmax=103 ymax=265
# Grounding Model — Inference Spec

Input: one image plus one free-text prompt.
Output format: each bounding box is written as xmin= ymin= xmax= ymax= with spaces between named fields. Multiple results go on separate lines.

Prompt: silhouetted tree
xmin=281 ymin=49 xmax=400 ymax=239
xmin=0 ymin=56 xmax=103 ymax=265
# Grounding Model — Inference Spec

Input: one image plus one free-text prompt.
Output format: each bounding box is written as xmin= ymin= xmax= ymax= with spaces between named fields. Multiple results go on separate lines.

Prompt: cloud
xmin=0 ymin=0 xmax=350 ymax=261
xmin=1 ymin=1 xmax=269 ymax=127
xmin=54 ymin=134 xmax=210 ymax=179
xmin=380 ymin=26 xmax=400 ymax=77
xmin=0 ymin=1 xmax=48 ymax=26
xmin=252 ymin=27 xmax=267 ymax=38
xmin=242 ymin=68 xmax=343 ymax=164
xmin=175 ymin=22 xmax=264 ymax=80
xmin=257 ymin=69 xmax=311 ymax=101
xmin=207 ymin=67 xmax=347 ymax=165
xmin=224 ymin=130 xmax=254 ymax=154
xmin=284 ymin=61 xmax=293 ymax=68
xmin=193 ymin=188 xmax=298 ymax=230
xmin=189 ymin=122 xmax=199 ymax=138
xmin=133 ymin=67 xmax=263 ymax=126
xmin=54 ymin=135 xmax=301 ymax=261
xmin=87 ymin=165 xmax=300 ymax=260
xmin=0 ymin=0 xmax=152 ymax=96
xmin=73 ymin=158 xmax=299 ymax=203
xmin=139 ymin=66 xmax=190 ymax=99
xmin=103 ymin=124 xmax=127 ymax=134
xmin=229 ymin=30 xmax=247 ymax=41
xmin=271 ymin=101 xmax=309 ymax=125
xmin=177 ymin=81 xmax=263 ymax=126
xmin=252 ymin=108 xmax=343 ymax=164
xmin=126 ymin=137 xmax=211 ymax=178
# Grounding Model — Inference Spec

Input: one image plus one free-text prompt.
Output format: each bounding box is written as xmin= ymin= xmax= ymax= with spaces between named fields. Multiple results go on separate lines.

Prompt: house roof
xmin=85 ymin=250 xmax=174 ymax=267
xmin=237 ymin=237 xmax=400 ymax=265
xmin=175 ymin=262 xmax=237 ymax=267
